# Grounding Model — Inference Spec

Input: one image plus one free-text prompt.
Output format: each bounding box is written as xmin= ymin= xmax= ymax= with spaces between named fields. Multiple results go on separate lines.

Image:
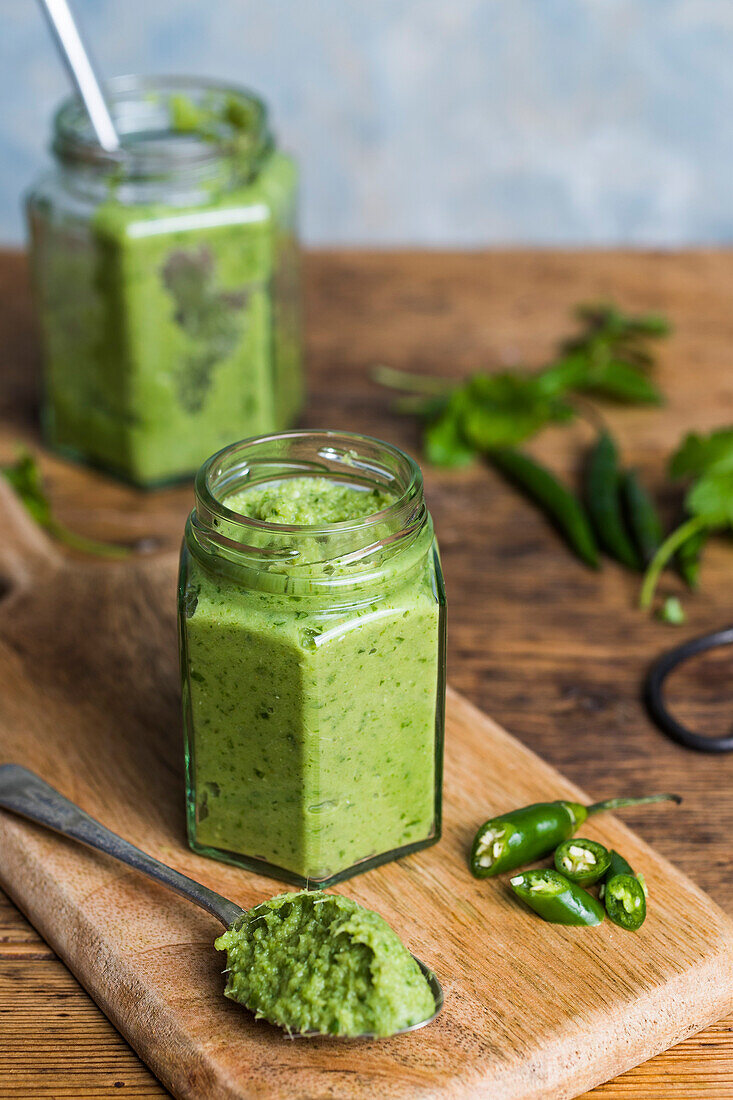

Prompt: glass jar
xmin=25 ymin=76 xmax=302 ymax=487
xmin=178 ymin=431 xmax=446 ymax=887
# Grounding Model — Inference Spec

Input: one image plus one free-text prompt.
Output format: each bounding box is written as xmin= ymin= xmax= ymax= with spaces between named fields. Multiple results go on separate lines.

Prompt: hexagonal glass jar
xmin=178 ymin=431 xmax=446 ymax=887
xmin=25 ymin=76 xmax=302 ymax=487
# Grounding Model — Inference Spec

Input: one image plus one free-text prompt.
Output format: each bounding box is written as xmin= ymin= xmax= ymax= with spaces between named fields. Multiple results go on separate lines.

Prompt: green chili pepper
xmin=510 ymin=869 xmax=605 ymax=926
xmin=586 ymin=432 xmax=641 ymax=570
xmin=488 ymin=447 xmax=599 ymax=569
xmin=554 ymin=837 xmax=611 ymax=886
xmin=605 ymin=850 xmax=635 ymax=879
xmin=677 ymin=525 xmax=708 ymax=589
xmin=600 ymin=850 xmax=647 ymax=931
xmin=470 ymin=793 xmax=680 ymax=879
xmin=621 ymin=469 xmax=663 ymax=566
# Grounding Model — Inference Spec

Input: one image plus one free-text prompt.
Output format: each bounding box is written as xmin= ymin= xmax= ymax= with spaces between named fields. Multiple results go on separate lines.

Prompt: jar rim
xmin=187 ymin=430 xmax=432 ymax=592
xmin=195 ymin=429 xmax=424 ymax=538
xmin=51 ymin=74 xmax=272 ymax=180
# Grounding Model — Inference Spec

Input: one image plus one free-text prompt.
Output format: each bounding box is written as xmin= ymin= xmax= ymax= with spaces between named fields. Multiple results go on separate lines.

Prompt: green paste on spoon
xmin=215 ymin=891 xmax=435 ymax=1037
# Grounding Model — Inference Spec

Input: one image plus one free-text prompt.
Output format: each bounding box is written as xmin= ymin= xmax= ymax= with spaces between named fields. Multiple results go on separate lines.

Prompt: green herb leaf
xmin=686 ymin=468 xmax=733 ymax=524
xmin=570 ymin=303 xmax=671 ymax=341
xmin=372 ymin=302 xmax=672 ymax=584
xmin=657 ymin=596 xmax=686 ymax=625
xmin=641 ymin=425 xmax=733 ymax=611
xmin=373 ymin=301 xmax=669 ymax=467
xmin=423 ymin=396 xmax=476 ymax=468
xmin=669 ymin=428 xmax=733 ymax=479
xmin=460 ymin=373 xmax=574 ymax=450
xmin=676 ymin=524 xmax=707 ymax=589
xmin=533 ymin=354 xmax=590 ymax=396
xmin=1 ymin=450 xmax=131 ymax=560
xmin=1 ymin=450 xmax=53 ymax=527
xmin=576 ymin=361 xmax=664 ymax=405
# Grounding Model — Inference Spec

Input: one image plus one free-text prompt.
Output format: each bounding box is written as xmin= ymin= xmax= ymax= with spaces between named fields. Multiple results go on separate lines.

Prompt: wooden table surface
xmin=0 ymin=248 xmax=732 ymax=1099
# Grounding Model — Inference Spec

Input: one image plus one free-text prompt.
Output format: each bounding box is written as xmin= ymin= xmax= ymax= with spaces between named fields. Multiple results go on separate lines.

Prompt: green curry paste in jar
xmin=178 ymin=431 xmax=446 ymax=887
xmin=26 ymin=76 xmax=302 ymax=487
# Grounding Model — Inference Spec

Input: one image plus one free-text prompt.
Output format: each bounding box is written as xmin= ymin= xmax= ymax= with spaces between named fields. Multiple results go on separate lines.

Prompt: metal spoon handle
xmin=0 ymin=764 xmax=243 ymax=928
xmin=36 ymin=0 xmax=120 ymax=151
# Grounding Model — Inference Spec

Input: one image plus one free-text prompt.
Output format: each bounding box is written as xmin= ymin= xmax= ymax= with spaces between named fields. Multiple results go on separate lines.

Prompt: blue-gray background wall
xmin=4 ymin=0 xmax=733 ymax=246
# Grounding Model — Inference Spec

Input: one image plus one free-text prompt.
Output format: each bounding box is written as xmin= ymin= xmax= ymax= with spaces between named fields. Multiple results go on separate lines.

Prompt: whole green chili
xmin=554 ymin=837 xmax=611 ymax=886
xmin=488 ymin=447 xmax=599 ymax=569
xmin=586 ymin=432 xmax=641 ymax=570
xmin=622 ymin=469 xmax=663 ymax=566
xmin=510 ymin=869 xmax=605 ymax=926
xmin=470 ymin=793 xmax=680 ymax=879
xmin=600 ymin=850 xmax=648 ymax=931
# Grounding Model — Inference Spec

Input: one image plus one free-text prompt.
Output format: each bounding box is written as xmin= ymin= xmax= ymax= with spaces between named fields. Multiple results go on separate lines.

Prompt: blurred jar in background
xmin=25 ymin=76 xmax=302 ymax=487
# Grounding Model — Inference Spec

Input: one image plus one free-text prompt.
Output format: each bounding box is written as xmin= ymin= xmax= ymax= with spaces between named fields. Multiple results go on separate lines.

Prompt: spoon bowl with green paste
xmin=0 ymin=765 xmax=442 ymax=1038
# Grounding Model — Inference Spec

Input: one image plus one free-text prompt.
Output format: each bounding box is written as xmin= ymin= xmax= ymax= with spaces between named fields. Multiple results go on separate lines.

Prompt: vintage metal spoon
xmin=0 ymin=764 xmax=443 ymax=1038
xmin=36 ymin=0 xmax=120 ymax=151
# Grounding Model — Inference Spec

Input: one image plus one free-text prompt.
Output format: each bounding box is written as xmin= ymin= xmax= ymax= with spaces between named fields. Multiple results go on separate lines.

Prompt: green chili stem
xmin=639 ymin=515 xmax=710 ymax=610
xmin=371 ymin=364 xmax=454 ymax=397
xmin=586 ymin=793 xmax=681 ymax=815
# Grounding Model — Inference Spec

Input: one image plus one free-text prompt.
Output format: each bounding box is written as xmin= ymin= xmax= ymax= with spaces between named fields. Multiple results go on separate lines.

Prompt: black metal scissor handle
xmin=645 ymin=625 xmax=733 ymax=753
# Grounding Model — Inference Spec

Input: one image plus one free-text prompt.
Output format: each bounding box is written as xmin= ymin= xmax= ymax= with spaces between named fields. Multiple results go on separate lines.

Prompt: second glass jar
xmin=178 ymin=431 xmax=446 ymax=887
xmin=26 ymin=76 xmax=302 ymax=487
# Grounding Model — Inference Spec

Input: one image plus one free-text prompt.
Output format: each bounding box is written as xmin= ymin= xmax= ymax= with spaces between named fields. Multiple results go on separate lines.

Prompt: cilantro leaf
xmin=1 ymin=450 xmax=131 ymax=559
xmin=373 ymin=301 xmax=669 ymax=466
xmin=686 ymin=469 xmax=733 ymax=525
xmin=657 ymin=596 xmax=686 ymax=625
xmin=669 ymin=428 xmax=733 ymax=479
xmin=560 ymin=303 xmax=668 ymax=403
xmin=641 ymin=425 xmax=733 ymax=611
xmin=571 ymin=303 xmax=670 ymax=340
xmin=423 ymin=406 xmax=476 ymax=468
xmin=1 ymin=450 xmax=52 ymax=527
xmin=459 ymin=373 xmax=574 ymax=450
xmin=575 ymin=361 xmax=663 ymax=405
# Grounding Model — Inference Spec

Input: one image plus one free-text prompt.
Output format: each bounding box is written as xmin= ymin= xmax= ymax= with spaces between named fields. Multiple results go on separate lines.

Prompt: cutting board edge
xmin=0 ymin=819 xmax=238 ymax=1100
xmin=3 ymin=674 xmax=733 ymax=1100
xmin=5 ymin=826 xmax=733 ymax=1100
xmin=512 ymin=946 xmax=733 ymax=1100
xmin=4 ymin=735 xmax=733 ymax=1100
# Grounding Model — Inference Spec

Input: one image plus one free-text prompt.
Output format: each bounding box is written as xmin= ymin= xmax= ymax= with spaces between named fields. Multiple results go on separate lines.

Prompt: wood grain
xmin=1 ymin=248 xmax=733 ymax=1097
xmin=0 ymin=483 xmax=731 ymax=1099
xmin=0 ymin=958 xmax=168 ymax=1097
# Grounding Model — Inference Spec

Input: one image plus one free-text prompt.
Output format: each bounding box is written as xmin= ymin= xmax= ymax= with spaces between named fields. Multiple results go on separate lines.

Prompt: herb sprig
xmin=373 ymin=304 xmax=670 ymax=576
xmin=377 ymin=303 xmax=733 ymax=618
xmin=640 ymin=428 xmax=733 ymax=609
xmin=374 ymin=304 xmax=668 ymax=468
xmin=1 ymin=451 xmax=131 ymax=559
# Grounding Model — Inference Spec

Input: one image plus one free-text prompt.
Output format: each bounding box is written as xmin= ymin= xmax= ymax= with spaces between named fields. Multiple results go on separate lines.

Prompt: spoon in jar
xmin=0 ymin=764 xmax=443 ymax=1038
xmin=36 ymin=0 xmax=120 ymax=152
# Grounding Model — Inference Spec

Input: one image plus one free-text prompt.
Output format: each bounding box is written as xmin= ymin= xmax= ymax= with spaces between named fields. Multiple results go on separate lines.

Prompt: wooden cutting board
xmin=0 ymin=478 xmax=732 ymax=1100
